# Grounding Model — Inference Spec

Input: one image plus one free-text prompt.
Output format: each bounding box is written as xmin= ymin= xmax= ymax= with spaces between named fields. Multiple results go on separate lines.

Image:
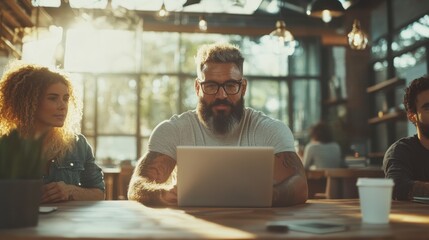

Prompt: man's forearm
xmin=127 ymin=186 xmax=164 ymax=205
xmin=272 ymin=151 xmax=308 ymax=207
xmin=127 ymin=176 xmax=176 ymax=206
xmin=128 ymin=152 xmax=178 ymax=206
xmin=411 ymin=181 xmax=429 ymax=198
xmin=272 ymin=174 xmax=308 ymax=207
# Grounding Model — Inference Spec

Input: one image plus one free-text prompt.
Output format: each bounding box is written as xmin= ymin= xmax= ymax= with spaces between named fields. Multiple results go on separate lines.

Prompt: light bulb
xmin=309 ymin=0 xmax=345 ymax=23
xmin=269 ymin=20 xmax=296 ymax=55
xmin=348 ymin=19 xmax=368 ymax=50
xmin=158 ymin=2 xmax=169 ymax=18
xmin=321 ymin=10 xmax=332 ymax=23
xmin=199 ymin=17 xmax=207 ymax=32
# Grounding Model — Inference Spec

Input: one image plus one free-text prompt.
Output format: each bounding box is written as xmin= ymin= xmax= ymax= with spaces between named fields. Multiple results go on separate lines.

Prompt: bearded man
xmin=128 ymin=42 xmax=308 ymax=207
xmin=383 ymin=76 xmax=429 ymax=200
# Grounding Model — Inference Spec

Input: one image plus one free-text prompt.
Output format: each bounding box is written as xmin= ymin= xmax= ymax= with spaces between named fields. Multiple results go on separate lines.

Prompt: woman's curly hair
xmin=0 ymin=61 xmax=82 ymax=161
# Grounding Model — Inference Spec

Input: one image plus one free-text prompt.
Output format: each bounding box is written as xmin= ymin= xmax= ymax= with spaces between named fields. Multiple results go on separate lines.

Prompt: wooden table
xmin=324 ymin=168 xmax=385 ymax=199
xmin=1 ymin=199 xmax=428 ymax=240
xmin=306 ymin=168 xmax=385 ymax=199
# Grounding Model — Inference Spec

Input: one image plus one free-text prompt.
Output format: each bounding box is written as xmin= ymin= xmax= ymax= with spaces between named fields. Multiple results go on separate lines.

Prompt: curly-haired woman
xmin=0 ymin=62 xmax=104 ymax=203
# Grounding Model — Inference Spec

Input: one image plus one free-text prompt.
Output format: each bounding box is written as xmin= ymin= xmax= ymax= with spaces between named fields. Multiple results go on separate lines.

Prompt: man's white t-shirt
xmin=148 ymin=107 xmax=295 ymax=160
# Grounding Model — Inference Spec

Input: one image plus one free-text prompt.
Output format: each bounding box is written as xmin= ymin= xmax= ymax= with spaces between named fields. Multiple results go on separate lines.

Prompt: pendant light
xmin=198 ymin=15 xmax=207 ymax=32
xmin=310 ymin=0 xmax=345 ymax=23
xmin=157 ymin=1 xmax=169 ymax=18
xmin=348 ymin=19 xmax=368 ymax=50
xmin=269 ymin=20 xmax=295 ymax=55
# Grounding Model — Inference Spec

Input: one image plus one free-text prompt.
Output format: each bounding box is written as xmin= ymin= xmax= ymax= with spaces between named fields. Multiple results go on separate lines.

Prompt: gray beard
xmin=197 ymin=97 xmax=244 ymax=135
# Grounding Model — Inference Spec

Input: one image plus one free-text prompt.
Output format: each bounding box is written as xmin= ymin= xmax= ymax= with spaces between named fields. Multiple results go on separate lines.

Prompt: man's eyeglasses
xmin=198 ymin=80 xmax=242 ymax=95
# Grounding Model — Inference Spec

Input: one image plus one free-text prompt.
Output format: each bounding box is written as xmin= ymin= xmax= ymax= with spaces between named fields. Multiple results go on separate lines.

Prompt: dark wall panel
xmin=370 ymin=0 xmax=388 ymax=40
xmin=371 ymin=0 xmax=429 ymax=41
xmin=392 ymin=0 xmax=429 ymax=30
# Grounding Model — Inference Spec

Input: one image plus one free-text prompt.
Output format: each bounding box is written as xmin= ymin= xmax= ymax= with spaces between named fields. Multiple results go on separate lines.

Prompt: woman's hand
xmin=41 ymin=181 xmax=72 ymax=203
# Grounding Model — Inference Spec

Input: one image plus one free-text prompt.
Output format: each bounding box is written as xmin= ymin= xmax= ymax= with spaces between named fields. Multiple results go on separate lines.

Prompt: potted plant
xmin=0 ymin=130 xmax=44 ymax=228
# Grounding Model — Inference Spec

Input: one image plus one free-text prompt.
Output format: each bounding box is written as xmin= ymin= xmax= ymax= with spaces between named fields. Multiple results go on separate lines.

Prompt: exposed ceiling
xmin=0 ymin=0 xmax=383 ymax=58
xmin=0 ymin=0 xmax=35 ymax=57
xmin=40 ymin=0 xmax=358 ymax=35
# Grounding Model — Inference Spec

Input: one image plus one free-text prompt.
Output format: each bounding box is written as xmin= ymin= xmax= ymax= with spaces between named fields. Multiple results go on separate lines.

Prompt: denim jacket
xmin=43 ymin=134 xmax=105 ymax=191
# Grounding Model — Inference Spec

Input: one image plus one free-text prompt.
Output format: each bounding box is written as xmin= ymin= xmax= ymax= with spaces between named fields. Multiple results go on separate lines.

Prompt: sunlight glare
xmin=390 ymin=213 xmax=429 ymax=223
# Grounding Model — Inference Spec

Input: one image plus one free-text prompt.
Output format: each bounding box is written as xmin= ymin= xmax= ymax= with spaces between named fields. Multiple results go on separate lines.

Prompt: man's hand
xmin=41 ymin=181 xmax=72 ymax=203
xmin=159 ymin=185 xmax=177 ymax=205
xmin=128 ymin=151 xmax=177 ymax=206
xmin=411 ymin=181 xmax=429 ymax=198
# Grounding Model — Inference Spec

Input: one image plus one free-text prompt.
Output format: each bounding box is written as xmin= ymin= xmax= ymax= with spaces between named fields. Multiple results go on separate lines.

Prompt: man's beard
xmin=197 ymin=97 xmax=244 ymax=135
xmin=416 ymin=118 xmax=429 ymax=139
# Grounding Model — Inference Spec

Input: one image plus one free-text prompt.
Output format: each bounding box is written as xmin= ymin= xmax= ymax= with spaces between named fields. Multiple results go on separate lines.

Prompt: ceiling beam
xmin=2 ymin=0 xmax=34 ymax=27
xmin=42 ymin=5 xmax=347 ymax=46
xmin=142 ymin=22 xmax=347 ymax=46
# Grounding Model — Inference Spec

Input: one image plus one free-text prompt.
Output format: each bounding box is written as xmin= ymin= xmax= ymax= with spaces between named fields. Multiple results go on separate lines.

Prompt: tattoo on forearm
xmin=137 ymin=151 xmax=176 ymax=183
xmin=275 ymin=152 xmax=306 ymax=177
xmin=128 ymin=151 xmax=177 ymax=205
xmin=272 ymin=151 xmax=308 ymax=206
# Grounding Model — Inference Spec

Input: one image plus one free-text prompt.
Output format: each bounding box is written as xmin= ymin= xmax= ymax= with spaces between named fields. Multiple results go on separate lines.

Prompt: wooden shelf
xmin=367 ymin=152 xmax=385 ymax=159
xmin=368 ymin=110 xmax=407 ymax=125
xmin=324 ymin=98 xmax=347 ymax=106
xmin=366 ymin=77 xmax=405 ymax=94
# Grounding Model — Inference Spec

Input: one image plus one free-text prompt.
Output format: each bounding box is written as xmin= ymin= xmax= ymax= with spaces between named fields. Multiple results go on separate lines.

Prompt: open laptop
xmin=176 ymin=146 xmax=274 ymax=207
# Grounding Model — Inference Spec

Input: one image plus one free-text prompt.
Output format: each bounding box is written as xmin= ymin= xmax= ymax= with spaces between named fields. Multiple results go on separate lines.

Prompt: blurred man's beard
xmin=197 ymin=97 xmax=244 ymax=135
xmin=416 ymin=120 xmax=429 ymax=139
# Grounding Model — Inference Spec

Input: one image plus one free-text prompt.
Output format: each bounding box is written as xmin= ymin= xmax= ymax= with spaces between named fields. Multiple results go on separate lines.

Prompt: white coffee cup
xmin=356 ymin=178 xmax=394 ymax=224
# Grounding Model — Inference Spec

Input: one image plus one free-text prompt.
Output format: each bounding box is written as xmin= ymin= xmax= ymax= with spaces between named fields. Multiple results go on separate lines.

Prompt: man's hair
xmin=403 ymin=76 xmax=429 ymax=114
xmin=0 ymin=61 xmax=82 ymax=160
xmin=195 ymin=42 xmax=244 ymax=79
xmin=309 ymin=122 xmax=333 ymax=143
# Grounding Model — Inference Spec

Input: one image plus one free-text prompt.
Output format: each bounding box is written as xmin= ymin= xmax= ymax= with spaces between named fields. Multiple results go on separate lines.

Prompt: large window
xmin=370 ymin=14 xmax=429 ymax=153
xmin=22 ymin=28 xmax=321 ymax=165
xmin=245 ymin=79 xmax=289 ymax=123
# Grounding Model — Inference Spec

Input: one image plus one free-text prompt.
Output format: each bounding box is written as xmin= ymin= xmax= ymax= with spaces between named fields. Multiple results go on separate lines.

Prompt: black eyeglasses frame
xmin=198 ymin=79 xmax=243 ymax=95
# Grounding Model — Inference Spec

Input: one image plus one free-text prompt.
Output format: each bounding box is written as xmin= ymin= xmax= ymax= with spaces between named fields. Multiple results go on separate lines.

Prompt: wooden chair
xmin=102 ymin=167 xmax=121 ymax=200
xmin=324 ymin=168 xmax=385 ymax=199
xmin=306 ymin=170 xmax=327 ymax=199
xmin=117 ymin=164 xmax=134 ymax=200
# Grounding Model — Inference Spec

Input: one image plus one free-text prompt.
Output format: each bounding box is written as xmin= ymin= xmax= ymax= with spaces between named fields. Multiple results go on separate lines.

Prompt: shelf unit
xmin=368 ymin=110 xmax=407 ymax=125
xmin=367 ymin=152 xmax=385 ymax=159
xmin=366 ymin=77 xmax=406 ymax=125
xmin=366 ymin=77 xmax=405 ymax=94
xmin=366 ymin=77 xmax=406 ymax=160
xmin=324 ymin=98 xmax=348 ymax=106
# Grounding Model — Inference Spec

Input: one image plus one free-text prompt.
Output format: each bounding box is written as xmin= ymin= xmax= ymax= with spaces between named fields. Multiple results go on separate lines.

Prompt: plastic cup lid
xmin=356 ymin=178 xmax=394 ymax=187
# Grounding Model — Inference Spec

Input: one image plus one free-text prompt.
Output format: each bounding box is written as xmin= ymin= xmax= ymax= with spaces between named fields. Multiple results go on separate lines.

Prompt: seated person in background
xmin=0 ymin=62 xmax=105 ymax=203
xmin=302 ymin=122 xmax=342 ymax=169
xmin=128 ymin=42 xmax=308 ymax=207
xmin=383 ymin=76 xmax=429 ymax=200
